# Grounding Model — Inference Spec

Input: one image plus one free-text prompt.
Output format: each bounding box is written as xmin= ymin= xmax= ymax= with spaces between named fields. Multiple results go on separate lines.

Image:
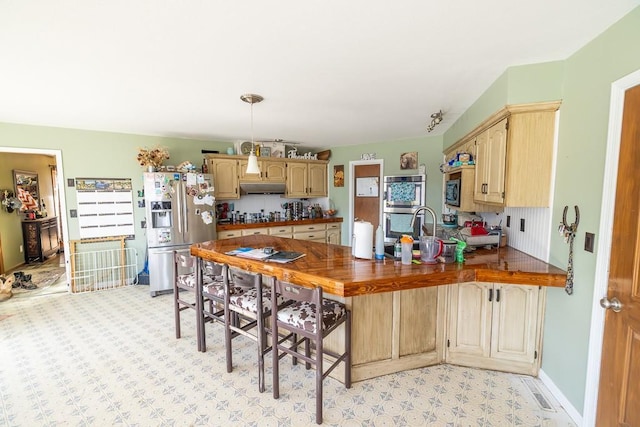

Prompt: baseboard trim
xmin=539 ymin=369 xmax=583 ymax=426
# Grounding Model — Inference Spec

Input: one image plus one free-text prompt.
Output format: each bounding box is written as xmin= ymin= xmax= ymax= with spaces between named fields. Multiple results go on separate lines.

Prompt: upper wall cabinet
xmin=445 ymin=101 xmax=561 ymax=208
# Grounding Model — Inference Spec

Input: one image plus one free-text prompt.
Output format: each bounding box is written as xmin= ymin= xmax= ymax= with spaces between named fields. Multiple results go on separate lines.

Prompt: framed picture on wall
xmin=400 ymin=152 xmax=418 ymax=170
xmin=333 ymin=165 xmax=344 ymax=187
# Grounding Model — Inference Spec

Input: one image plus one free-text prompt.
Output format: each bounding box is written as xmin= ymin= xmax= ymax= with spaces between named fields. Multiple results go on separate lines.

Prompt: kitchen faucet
xmin=410 ymin=206 xmax=438 ymax=237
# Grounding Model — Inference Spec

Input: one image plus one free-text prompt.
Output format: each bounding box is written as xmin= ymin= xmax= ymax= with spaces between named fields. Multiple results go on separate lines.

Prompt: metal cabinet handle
xmin=496 ymin=289 xmax=500 ymax=302
xmin=600 ymin=296 xmax=622 ymax=312
xmin=488 ymin=289 xmax=493 ymax=302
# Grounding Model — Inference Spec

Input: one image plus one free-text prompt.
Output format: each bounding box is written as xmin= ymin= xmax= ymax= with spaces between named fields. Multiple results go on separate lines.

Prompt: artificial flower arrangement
xmin=137 ymin=146 xmax=170 ymax=169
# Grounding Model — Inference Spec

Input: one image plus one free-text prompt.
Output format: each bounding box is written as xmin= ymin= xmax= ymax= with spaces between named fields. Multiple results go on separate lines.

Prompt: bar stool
xmin=173 ymin=251 xmax=220 ymax=352
xmin=198 ymin=260 xmax=228 ymax=351
xmin=270 ymin=279 xmax=351 ymax=424
xmin=223 ymin=267 xmax=289 ymax=393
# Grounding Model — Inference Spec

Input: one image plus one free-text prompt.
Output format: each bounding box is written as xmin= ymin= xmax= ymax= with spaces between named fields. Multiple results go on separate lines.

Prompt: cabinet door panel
xmin=447 ymin=282 xmax=492 ymax=358
xmin=399 ymin=287 xmax=438 ymax=356
xmin=490 ymin=284 xmax=539 ymax=364
xmin=484 ymin=119 xmax=507 ymax=204
xmin=210 ymin=159 xmax=239 ymax=199
xmin=308 ymin=163 xmax=327 ymax=197
xmin=351 ymin=293 xmax=393 ymax=365
xmin=263 ymin=161 xmax=286 ymax=182
xmin=285 ymin=162 xmax=308 ymax=197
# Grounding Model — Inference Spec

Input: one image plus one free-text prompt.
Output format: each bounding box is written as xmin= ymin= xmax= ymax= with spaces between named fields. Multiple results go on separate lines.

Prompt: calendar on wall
xmin=75 ymin=178 xmax=135 ymax=239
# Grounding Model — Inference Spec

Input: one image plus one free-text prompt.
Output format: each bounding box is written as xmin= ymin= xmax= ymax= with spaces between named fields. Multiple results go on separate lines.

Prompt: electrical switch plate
xmin=70 ymin=209 xmax=77 ymax=218
xmin=520 ymin=218 xmax=525 ymax=232
xmin=585 ymin=232 xmax=595 ymax=253
xmin=67 ymin=178 xmax=75 ymax=187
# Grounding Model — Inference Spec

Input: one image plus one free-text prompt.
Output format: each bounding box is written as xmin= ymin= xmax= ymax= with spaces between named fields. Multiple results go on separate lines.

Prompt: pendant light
xmin=241 ymin=93 xmax=264 ymax=175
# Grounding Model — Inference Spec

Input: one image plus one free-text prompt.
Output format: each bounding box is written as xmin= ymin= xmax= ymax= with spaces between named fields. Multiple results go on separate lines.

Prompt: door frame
xmin=0 ymin=146 xmax=70 ymax=283
xmin=348 ymin=159 xmax=384 ymax=248
xmin=582 ymin=68 xmax=640 ymax=426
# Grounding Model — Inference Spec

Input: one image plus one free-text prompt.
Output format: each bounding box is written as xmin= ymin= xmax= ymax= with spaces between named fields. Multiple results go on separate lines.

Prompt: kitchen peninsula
xmin=191 ymin=235 xmax=566 ymax=381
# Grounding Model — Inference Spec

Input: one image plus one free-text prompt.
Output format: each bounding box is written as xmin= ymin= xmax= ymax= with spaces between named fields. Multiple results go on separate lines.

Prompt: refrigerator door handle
xmin=182 ymin=183 xmax=188 ymax=235
xmin=176 ymin=180 xmax=183 ymax=235
xmin=151 ymin=248 xmax=190 ymax=255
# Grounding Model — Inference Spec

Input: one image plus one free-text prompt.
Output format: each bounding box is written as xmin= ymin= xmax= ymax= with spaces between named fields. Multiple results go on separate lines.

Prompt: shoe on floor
xmin=20 ymin=281 xmax=38 ymax=290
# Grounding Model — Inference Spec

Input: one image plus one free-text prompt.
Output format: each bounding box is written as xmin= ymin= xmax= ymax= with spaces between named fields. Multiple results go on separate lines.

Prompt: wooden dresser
xmin=22 ymin=217 xmax=59 ymax=263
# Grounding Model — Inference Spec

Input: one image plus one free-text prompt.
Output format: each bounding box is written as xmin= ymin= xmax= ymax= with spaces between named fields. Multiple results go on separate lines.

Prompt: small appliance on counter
xmin=352 ymin=220 xmax=373 ymax=259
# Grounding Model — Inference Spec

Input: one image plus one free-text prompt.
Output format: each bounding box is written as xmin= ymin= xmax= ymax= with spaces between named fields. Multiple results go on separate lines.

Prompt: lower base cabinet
xmin=324 ymin=286 xmax=447 ymax=383
xmin=445 ymin=282 xmax=545 ymax=376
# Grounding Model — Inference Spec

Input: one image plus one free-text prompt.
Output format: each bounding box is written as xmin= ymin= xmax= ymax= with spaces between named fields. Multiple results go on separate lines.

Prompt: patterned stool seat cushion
xmin=276 ymin=299 xmax=347 ymax=334
xmin=203 ymin=283 xmax=247 ymax=300
xmin=177 ymin=273 xmax=218 ymax=288
xmin=229 ymin=287 xmax=288 ymax=314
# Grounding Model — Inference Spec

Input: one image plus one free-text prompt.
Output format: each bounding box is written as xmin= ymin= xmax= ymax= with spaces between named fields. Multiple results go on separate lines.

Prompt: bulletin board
xmin=75 ymin=178 xmax=135 ymax=239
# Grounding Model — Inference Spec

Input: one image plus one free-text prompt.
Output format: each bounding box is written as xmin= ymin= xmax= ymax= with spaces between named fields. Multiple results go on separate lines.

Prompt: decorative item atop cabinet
xmin=444 ymin=101 xmax=561 ymax=208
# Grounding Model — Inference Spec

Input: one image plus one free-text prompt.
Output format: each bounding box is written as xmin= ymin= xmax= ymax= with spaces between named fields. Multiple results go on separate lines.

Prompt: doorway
xmin=0 ymin=147 xmax=70 ymax=288
xmin=348 ymin=160 xmax=384 ymax=249
xmin=583 ymin=69 xmax=640 ymax=425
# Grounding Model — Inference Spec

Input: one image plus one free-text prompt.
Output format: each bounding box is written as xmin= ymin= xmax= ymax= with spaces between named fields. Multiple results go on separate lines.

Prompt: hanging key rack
xmin=558 ymin=205 xmax=580 ymax=295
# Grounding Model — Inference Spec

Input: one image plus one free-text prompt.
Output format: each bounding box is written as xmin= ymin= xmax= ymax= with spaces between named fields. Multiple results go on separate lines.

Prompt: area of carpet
xmin=9 ymin=266 xmax=66 ymax=296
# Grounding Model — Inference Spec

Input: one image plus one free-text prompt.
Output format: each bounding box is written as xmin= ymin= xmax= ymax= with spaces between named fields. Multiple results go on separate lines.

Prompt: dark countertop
xmin=217 ymin=217 xmax=343 ymax=231
xmin=191 ymin=235 xmax=566 ymax=297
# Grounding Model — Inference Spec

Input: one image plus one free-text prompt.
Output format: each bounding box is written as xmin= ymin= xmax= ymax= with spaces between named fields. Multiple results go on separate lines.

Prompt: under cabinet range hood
xmin=239 ymin=182 xmax=286 ymax=195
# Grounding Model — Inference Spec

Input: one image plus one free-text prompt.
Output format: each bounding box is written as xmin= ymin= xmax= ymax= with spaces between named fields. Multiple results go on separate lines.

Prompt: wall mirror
xmin=13 ymin=169 xmax=39 ymax=212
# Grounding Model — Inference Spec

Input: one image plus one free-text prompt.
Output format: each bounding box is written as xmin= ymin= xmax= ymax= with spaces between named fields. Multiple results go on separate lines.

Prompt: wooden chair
xmin=198 ymin=259 xmax=228 ymax=352
xmin=223 ymin=267 xmax=289 ymax=393
xmin=270 ymin=279 xmax=351 ymax=424
xmin=173 ymin=251 xmax=224 ymax=352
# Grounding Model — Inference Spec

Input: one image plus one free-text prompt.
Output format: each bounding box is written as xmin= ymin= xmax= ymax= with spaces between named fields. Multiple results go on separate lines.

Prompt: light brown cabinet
xmin=446 ymin=282 xmax=544 ymax=375
xmin=328 ymin=286 xmax=446 ymax=382
xmin=445 ymin=101 xmax=561 ymax=208
xmin=206 ymin=155 xmax=327 ymax=199
xmin=208 ymin=157 xmax=239 ymax=199
xmin=285 ymin=160 xmax=328 ymax=198
xmin=326 ymin=223 xmax=341 ymax=244
xmin=474 ymin=118 xmax=508 ymax=204
xmin=238 ymin=159 xmax=286 ymax=182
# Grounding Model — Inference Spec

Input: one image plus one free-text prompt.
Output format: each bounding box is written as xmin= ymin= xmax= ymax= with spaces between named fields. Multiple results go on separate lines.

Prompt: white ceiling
xmin=1 ymin=1 xmax=638 ymax=150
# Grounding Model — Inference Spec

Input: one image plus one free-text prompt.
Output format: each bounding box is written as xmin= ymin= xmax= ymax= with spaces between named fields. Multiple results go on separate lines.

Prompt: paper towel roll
xmin=352 ymin=221 xmax=373 ymax=259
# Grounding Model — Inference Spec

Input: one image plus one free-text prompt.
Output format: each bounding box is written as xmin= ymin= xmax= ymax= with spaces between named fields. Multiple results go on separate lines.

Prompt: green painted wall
xmin=0 ymin=123 xmax=230 ymax=271
xmin=544 ymin=6 xmax=640 ymax=414
xmin=328 ymin=135 xmax=444 ymax=244
xmin=441 ymin=6 xmax=640 ymax=415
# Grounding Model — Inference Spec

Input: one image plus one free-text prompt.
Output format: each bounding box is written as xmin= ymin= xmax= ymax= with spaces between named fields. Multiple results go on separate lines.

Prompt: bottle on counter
xmin=394 ymin=239 xmax=402 ymax=261
xmin=375 ymin=225 xmax=385 ymax=260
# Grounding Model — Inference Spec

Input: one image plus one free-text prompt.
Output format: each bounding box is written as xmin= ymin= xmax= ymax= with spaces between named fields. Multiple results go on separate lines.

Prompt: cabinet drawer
xmin=218 ymin=230 xmax=241 ymax=239
xmin=326 ymin=223 xmax=340 ymax=230
xmin=241 ymin=227 xmax=270 ymax=236
xmin=292 ymin=224 xmax=326 ymax=233
xmin=269 ymin=226 xmax=293 ymax=236
xmin=293 ymin=232 xmax=327 ymax=241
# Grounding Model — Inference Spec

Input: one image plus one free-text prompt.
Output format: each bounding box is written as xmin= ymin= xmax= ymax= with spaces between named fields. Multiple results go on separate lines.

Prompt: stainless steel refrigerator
xmin=143 ymin=172 xmax=216 ymax=296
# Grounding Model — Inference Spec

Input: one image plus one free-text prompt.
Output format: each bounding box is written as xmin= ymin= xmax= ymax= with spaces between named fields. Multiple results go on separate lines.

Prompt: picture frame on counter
xmin=260 ymin=147 xmax=271 ymax=157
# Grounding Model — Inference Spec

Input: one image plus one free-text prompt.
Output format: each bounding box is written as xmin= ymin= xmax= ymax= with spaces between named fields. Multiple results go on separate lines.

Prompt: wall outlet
xmin=520 ymin=218 xmax=525 ymax=232
xmin=19 ymin=245 xmax=23 ymax=253
xmin=585 ymin=232 xmax=595 ymax=253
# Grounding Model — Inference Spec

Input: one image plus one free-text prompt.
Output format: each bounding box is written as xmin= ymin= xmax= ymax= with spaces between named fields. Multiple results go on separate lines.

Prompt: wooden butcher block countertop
xmin=191 ymin=235 xmax=566 ymax=297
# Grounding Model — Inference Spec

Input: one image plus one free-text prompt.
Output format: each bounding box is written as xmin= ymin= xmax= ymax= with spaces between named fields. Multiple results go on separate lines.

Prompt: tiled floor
xmin=0 ymin=263 xmax=576 ymax=426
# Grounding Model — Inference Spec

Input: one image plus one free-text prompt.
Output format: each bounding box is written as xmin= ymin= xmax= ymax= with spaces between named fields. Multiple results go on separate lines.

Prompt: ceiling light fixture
xmin=427 ymin=110 xmax=444 ymax=133
xmin=240 ymin=93 xmax=264 ymax=175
